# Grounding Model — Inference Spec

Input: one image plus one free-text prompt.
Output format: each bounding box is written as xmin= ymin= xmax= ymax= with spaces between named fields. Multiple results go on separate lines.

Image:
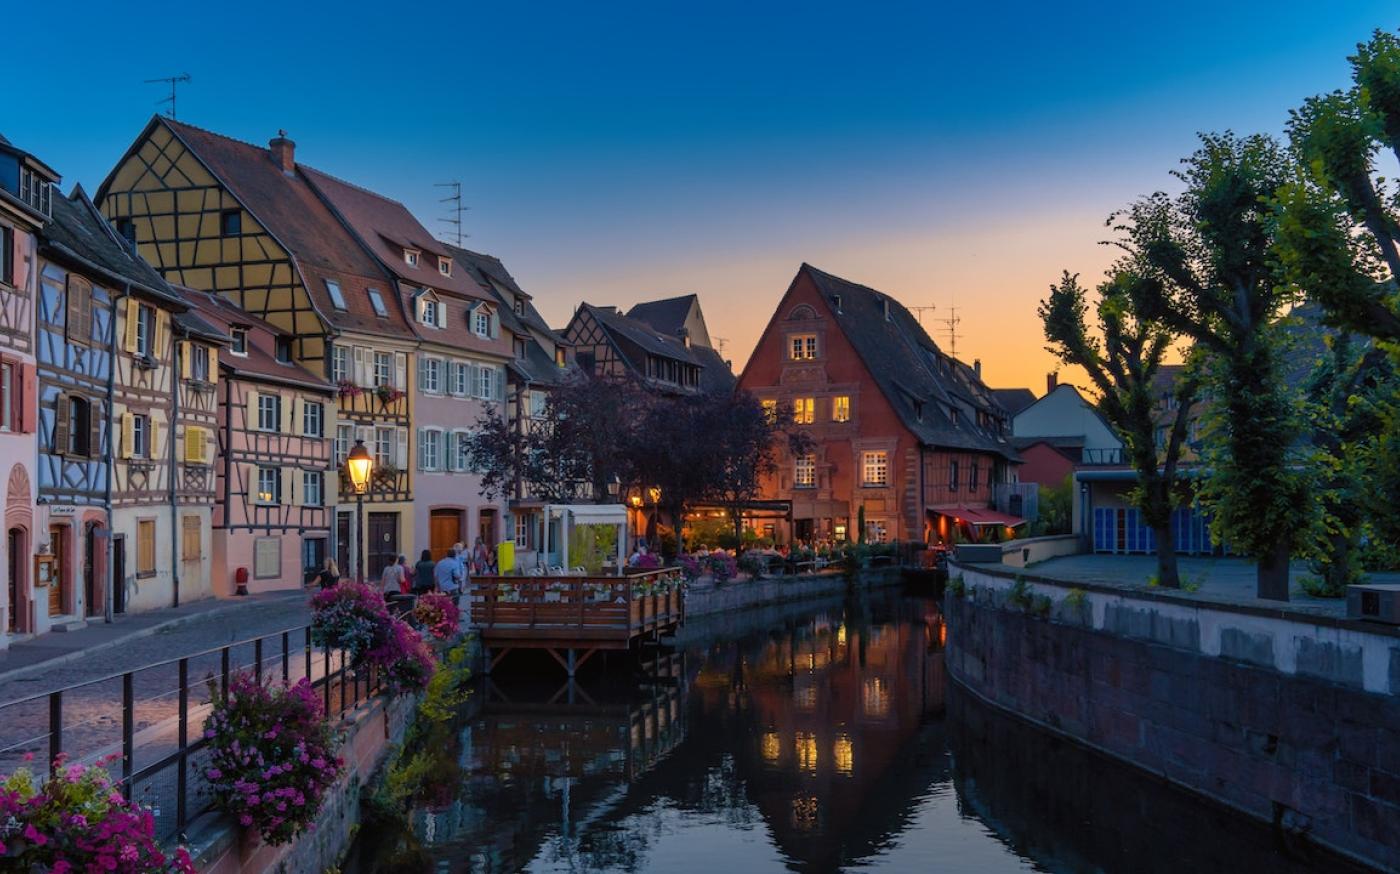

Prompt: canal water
xmin=349 ymin=588 xmax=1360 ymax=873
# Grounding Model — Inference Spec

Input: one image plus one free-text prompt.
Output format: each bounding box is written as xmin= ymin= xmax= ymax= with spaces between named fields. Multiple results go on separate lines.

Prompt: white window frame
xmin=404 ymin=249 xmax=419 ymax=267
xmin=438 ymin=257 xmax=451 ymax=276
xmin=335 ymin=423 xmax=352 ymax=463
xmin=450 ymin=361 xmax=469 ymax=397
xmin=418 ymin=427 xmax=443 ymax=471
xmin=367 ymin=289 xmax=388 ymax=318
xmin=303 ymin=470 xmax=323 ymax=506
xmin=325 ymin=279 xmax=347 ymax=311
xmin=473 ymin=309 xmax=491 ymax=338
xmin=331 ymin=346 xmax=349 ymax=383
xmin=795 ymin=453 xmax=816 ymax=488
xmin=230 ymin=328 xmax=248 ymax=357
xmin=476 ymin=364 xmax=496 ymax=400
xmin=374 ymin=351 xmax=392 ymax=387
xmin=302 ymin=400 xmax=323 ymax=437
xmin=257 ymin=394 xmax=281 ymax=432
xmin=450 ymin=429 xmax=471 ymax=472
xmin=256 ymin=466 xmax=279 ymax=504
xmin=862 ymin=451 xmax=888 ymax=487
xmin=420 ymin=356 xmax=443 ymax=394
xmin=374 ymin=426 xmax=394 ymax=467
xmin=132 ymin=414 xmax=149 ymax=458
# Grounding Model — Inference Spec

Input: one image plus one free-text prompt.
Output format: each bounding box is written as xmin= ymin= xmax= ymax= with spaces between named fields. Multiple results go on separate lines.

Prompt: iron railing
xmin=0 ymin=624 xmax=380 ymax=842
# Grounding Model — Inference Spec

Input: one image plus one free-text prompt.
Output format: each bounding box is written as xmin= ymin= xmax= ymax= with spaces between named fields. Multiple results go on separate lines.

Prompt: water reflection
xmin=350 ymin=590 xmax=1356 ymax=873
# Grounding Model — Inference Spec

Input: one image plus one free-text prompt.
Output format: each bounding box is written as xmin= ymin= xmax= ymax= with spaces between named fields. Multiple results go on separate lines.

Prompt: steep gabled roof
xmin=799 ymin=264 xmax=1017 ymax=460
xmin=582 ymin=303 xmax=696 ymax=363
xmin=991 ymin=388 xmax=1038 ymax=416
xmin=42 ymin=185 xmax=182 ymax=306
xmin=626 ymin=294 xmax=695 ymax=335
xmin=181 ymin=289 xmax=332 ymax=392
xmin=449 ymin=245 xmax=562 ymax=342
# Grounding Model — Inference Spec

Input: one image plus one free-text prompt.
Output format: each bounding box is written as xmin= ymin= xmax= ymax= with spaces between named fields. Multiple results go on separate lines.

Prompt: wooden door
xmin=6 ymin=528 xmax=18 ymax=632
xmin=112 ymin=536 xmax=125 ymax=615
xmin=430 ymin=510 xmax=461 ymax=561
xmin=83 ymin=525 xmax=98 ymax=617
xmin=48 ymin=525 xmax=65 ymax=616
xmin=478 ymin=509 xmax=497 ymax=547
xmin=367 ymin=513 xmax=398 ymax=582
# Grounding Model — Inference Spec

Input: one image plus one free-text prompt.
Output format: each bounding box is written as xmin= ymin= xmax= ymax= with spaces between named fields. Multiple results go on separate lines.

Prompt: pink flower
xmin=206 ymin=768 xmax=222 ymax=780
xmin=23 ymin=823 xmax=47 ymax=846
xmin=239 ymin=813 xmax=253 ymax=826
xmin=21 ymin=752 xmax=33 ymax=762
xmin=51 ymin=862 xmax=70 ymax=874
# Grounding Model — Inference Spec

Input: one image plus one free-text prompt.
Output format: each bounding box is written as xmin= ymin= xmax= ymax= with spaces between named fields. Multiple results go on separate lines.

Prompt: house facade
xmin=565 ymin=302 xmax=710 ymax=395
xmin=183 ymin=290 xmax=333 ymax=593
xmin=737 ymin=264 xmax=1019 ymax=545
xmin=0 ymin=136 xmax=54 ymax=643
xmin=97 ymin=118 xmax=417 ymax=583
xmin=303 ymin=169 xmax=509 ymax=562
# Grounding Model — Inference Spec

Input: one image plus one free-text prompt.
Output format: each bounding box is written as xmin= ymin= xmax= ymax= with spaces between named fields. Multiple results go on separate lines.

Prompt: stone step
xmin=50 ymin=619 xmax=88 ymax=633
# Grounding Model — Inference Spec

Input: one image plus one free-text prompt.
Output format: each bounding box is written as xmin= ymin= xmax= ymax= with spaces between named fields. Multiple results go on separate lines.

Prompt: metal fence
xmin=0 ymin=625 xmax=380 ymax=842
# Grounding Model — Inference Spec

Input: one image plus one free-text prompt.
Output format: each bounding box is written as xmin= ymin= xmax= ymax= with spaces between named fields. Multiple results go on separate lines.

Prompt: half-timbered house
xmin=737 ymin=264 xmax=1020 ymax=546
xmin=304 ymin=169 xmax=510 ymax=561
xmin=0 ymin=135 xmax=53 ymax=643
xmin=171 ymin=305 xmax=226 ymax=600
xmin=96 ymin=119 xmax=417 ymax=582
xmin=182 ymin=290 xmax=332 ymax=593
xmin=564 ymin=300 xmax=730 ymax=396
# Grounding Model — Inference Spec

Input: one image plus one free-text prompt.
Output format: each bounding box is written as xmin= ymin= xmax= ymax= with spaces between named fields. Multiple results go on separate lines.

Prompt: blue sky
xmin=7 ymin=1 xmax=1396 ymax=387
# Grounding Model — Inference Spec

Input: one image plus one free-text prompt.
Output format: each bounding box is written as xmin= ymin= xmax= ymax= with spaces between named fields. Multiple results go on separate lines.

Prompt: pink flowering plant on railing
xmin=678 ymin=554 xmax=704 ymax=582
xmin=203 ymin=674 xmax=343 ymax=846
xmin=633 ymin=571 xmax=686 ymax=596
xmin=708 ymin=551 xmax=737 ymax=583
xmin=367 ymin=621 xmax=436 ymax=695
xmin=310 ymin=582 xmax=390 ymax=665
xmin=634 ymin=552 xmax=662 ymax=570
xmin=0 ymin=753 xmax=195 ymax=873
xmin=411 ymin=592 xmax=461 ymax=640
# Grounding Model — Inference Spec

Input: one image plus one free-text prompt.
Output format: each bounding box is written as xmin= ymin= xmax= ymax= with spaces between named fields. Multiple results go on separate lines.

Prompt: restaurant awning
xmin=928 ymin=504 xmax=1026 ymax=527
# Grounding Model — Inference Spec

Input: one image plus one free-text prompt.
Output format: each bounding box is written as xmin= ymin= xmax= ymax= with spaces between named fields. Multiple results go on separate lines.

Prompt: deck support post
xmin=567 ymin=648 xmax=576 ymax=677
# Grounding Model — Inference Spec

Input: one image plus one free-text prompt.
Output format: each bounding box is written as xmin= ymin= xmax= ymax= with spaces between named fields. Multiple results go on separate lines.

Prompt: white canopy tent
xmin=542 ymin=503 xmax=628 ymax=575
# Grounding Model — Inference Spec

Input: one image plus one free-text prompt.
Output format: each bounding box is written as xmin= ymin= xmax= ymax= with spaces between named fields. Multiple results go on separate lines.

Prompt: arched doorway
xmin=6 ymin=527 xmax=21 ymax=633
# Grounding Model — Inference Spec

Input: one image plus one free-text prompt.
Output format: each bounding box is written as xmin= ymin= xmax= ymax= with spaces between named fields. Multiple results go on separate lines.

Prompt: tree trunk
xmin=1153 ymin=527 xmax=1180 ymax=588
xmin=1257 ymin=541 xmax=1291 ymax=602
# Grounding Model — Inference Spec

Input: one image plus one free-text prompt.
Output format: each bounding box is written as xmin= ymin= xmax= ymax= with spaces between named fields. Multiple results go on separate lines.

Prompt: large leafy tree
xmin=1123 ymin=133 xmax=1309 ymax=600
xmin=705 ymin=393 xmax=812 ymax=544
xmin=1040 ymin=270 xmax=1200 ymax=588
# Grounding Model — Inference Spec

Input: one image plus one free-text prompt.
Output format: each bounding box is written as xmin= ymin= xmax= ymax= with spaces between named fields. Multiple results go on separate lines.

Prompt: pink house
xmin=184 ymin=291 xmax=334 ymax=594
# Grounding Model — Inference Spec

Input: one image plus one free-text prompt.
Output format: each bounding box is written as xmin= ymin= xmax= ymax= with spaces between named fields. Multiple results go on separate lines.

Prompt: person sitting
xmin=412 ymin=550 xmax=436 ymax=594
xmin=314 ymin=558 xmax=340 ymax=590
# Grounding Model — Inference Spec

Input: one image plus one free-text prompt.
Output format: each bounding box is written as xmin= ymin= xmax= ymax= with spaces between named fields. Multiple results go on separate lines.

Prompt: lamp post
xmin=346 ymin=440 xmax=374 ymax=583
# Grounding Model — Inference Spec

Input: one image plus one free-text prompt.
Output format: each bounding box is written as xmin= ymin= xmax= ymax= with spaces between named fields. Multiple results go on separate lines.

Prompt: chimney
xmin=269 ymin=130 xmax=295 ymax=175
xmin=677 ymin=326 xmax=690 ymax=348
xmin=973 ymin=359 xmax=982 ymax=379
xmin=1047 ymin=372 xmax=1058 ymax=395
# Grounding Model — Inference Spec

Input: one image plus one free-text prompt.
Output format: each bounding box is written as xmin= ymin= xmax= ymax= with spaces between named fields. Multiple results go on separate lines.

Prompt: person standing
xmin=412 ymin=549 xmax=436 ymax=595
xmin=380 ymin=554 xmax=406 ymax=595
xmin=314 ymin=558 xmax=340 ymax=590
xmin=434 ymin=544 xmax=465 ymax=606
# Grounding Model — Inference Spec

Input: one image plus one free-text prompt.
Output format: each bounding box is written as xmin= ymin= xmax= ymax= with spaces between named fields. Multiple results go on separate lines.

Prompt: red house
xmin=737 ymin=264 xmax=1020 ymax=545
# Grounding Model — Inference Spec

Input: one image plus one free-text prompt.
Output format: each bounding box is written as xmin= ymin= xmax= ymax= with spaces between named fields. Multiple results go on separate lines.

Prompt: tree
xmin=630 ymin=393 xmax=717 ymax=553
xmin=1040 ymin=270 xmax=1200 ymax=588
xmin=705 ymin=393 xmax=811 ymax=545
xmin=1119 ymin=133 xmax=1308 ymax=600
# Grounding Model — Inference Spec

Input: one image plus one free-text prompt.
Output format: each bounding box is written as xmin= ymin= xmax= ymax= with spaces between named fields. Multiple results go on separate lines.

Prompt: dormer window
xmin=367 ymin=289 xmax=388 ymax=318
xmin=417 ymin=291 xmax=445 ymax=328
xmin=325 ymin=279 xmax=347 ymax=311
xmin=404 ymin=249 xmax=419 ymax=268
xmin=437 ymin=257 xmax=451 ymax=276
xmin=230 ymin=328 xmax=248 ymax=356
xmin=514 ymin=298 xmax=524 ymax=316
xmin=275 ymin=336 xmax=293 ymax=363
xmin=18 ymin=167 xmax=52 ymax=216
xmin=472 ymin=305 xmax=494 ymax=338
xmin=514 ymin=338 xmax=527 ymax=360
xmin=116 ymin=218 xmax=137 ymax=244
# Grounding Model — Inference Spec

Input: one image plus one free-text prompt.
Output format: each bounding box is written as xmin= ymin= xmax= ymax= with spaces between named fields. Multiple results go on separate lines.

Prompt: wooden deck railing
xmin=470 ymin=570 xmax=683 ymax=641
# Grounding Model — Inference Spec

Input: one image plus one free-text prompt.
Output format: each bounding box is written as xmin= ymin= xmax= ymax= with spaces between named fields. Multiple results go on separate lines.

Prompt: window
xmin=404 ymin=249 xmax=419 ymax=267
xmin=275 ymin=337 xmax=292 ymax=363
xmin=476 ymin=365 xmax=497 ymax=400
xmin=257 ymin=394 xmax=282 ymax=432
xmin=254 ymin=537 xmax=281 ymax=579
xmin=420 ymin=357 xmax=442 ymax=394
xmin=134 ymin=303 xmax=155 ymax=357
xmin=131 ymin=414 xmax=149 ymax=458
xmin=220 ymin=209 xmax=242 ymax=237
xmin=335 ymin=423 xmax=352 ymax=463
xmin=793 ymin=398 xmax=815 ymax=425
xmin=256 ymin=466 xmax=279 ymax=504
xmin=230 ymin=328 xmax=248 ymax=356
xmin=761 ymin=399 xmax=777 ymax=423
xmin=450 ymin=431 xmax=470 ymax=471
xmin=514 ymin=298 xmax=525 ymax=316
xmin=56 ymin=394 xmax=93 ymax=455
xmin=0 ymin=226 xmax=12 ymax=286
xmin=438 ymin=257 xmax=451 ymax=276
xmin=514 ymin=338 xmax=527 ymax=360
xmin=181 ymin=516 xmax=201 ymax=562
xmin=795 ymin=453 xmax=816 ymax=488
xmin=515 ymin=512 xmax=532 ymax=549
xmin=451 ymin=361 xmax=470 ymax=396
xmin=331 ymin=345 xmax=348 ymax=383
xmin=949 ymin=459 xmax=960 ymax=492
xmin=116 ymin=218 xmax=137 ymax=245
xmin=529 ymin=391 xmax=547 ymax=418
xmin=473 ymin=309 xmax=491 ymax=337
xmin=302 ymin=401 xmax=323 ymax=437
xmin=0 ymin=363 xmax=10 ymax=432
xmin=862 ymin=451 xmax=888 ymax=487
xmin=373 ymin=351 xmax=392 ymax=387
xmin=19 ymin=167 xmax=52 ymax=216
xmin=137 ymin=519 xmax=156 ymax=577
xmin=789 ymin=334 xmax=818 ymax=360
xmin=969 ymin=462 xmax=980 ymax=491
xmin=554 ymin=347 xmax=566 ymax=368
xmin=190 ymin=344 xmax=211 ymax=381
xmin=326 ymin=279 xmax=347 ymax=311
xmin=418 ymin=428 xmax=442 ymax=471
xmin=65 ymin=275 xmax=94 ymax=344
xmin=374 ymin=426 xmax=393 ymax=467
xmin=421 ymin=297 xmax=440 ymax=327
xmin=865 ymin=520 xmax=889 ymax=544
xmin=367 ymin=289 xmax=388 ymax=318
xmin=302 ymin=538 xmax=327 ymax=575
xmin=832 ymin=396 xmax=850 ymax=423
xmin=303 ymin=470 xmax=324 ymax=506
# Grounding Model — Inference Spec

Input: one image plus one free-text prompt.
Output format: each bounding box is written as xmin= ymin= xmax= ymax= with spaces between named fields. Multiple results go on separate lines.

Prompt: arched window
xmin=787 ymin=304 xmax=816 ymax=321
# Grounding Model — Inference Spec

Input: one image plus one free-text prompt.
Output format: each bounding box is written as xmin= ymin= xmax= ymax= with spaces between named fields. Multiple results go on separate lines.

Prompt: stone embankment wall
xmin=189 ymin=692 xmax=416 ymax=873
xmin=684 ymin=567 xmax=903 ymax=619
xmin=944 ymin=562 xmax=1400 ymax=872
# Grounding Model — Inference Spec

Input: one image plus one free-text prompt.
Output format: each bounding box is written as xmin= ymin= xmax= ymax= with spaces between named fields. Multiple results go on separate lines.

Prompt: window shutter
xmin=122 ymin=299 xmax=139 ymax=353
xmin=395 ymin=427 xmax=408 ymax=469
xmin=65 ymin=276 xmax=83 ymax=341
xmin=417 ymin=428 xmax=427 ymax=471
xmin=282 ymin=467 xmax=294 ymax=506
xmin=280 ymin=395 xmax=293 ymax=434
xmin=149 ymin=417 xmax=161 ymax=458
xmin=418 ymin=356 xmax=428 ymax=391
xmin=246 ymin=390 xmax=258 ymax=431
xmin=154 ymin=309 xmax=170 ymax=358
xmin=394 ymin=352 xmax=407 ymax=390
xmin=88 ymin=399 xmax=102 ymax=459
xmin=18 ymin=363 xmax=34 ymax=434
xmin=53 ymin=396 xmax=70 ymax=456
xmin=490 ymin=312 xmax=500 ymax=339
xmin=291 ymin=397 xmax=302 ymax=436
xmin=495 ymin=367 xmax=504 ymax=401
xmin=352 ymin=346 xmax=368 ymax=386
xmin=208 ymin=348 xmax=218 ymax=384
xmin=469 ymin=363 xmax=481 ymax=399
xmin=436 ymin=301 xmax=447 ymax=329
xmin=120 ymin=412 xmax=134 ymax=459
xmin=179 ymin=341 xmax=191 ymax=379
xmin=290 ymin=467 xmax=302 ymax=506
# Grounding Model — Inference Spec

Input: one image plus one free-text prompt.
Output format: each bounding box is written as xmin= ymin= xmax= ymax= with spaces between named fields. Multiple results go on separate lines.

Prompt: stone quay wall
xmin=683 ymin=567 xmax=904 ymax=619
xmin=944 ymin=561 xmax=1400 ymax=872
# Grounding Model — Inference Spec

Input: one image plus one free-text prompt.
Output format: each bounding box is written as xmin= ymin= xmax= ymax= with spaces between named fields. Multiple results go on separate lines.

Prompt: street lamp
xmin=346 ymin=440 xmax=374 ymax=582
xmin=607 ymin=474 xmax=621 ymax=500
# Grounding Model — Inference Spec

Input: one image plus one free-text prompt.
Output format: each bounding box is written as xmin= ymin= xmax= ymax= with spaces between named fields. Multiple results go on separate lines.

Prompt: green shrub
xmin=947 ymin=575 xmax=966 ymax=597
xmin=1064 ymin=587 xmax=1087 ymax=609
xmin=1299 ymin=574 xmax=1347 ymax=598
xmin=1007 ymin=575 xmax=1033 ymax=610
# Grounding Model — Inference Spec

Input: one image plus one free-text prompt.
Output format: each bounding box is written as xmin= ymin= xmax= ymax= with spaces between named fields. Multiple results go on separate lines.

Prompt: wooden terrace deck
xmin=470 ymin=570 xmax=684 ymax=675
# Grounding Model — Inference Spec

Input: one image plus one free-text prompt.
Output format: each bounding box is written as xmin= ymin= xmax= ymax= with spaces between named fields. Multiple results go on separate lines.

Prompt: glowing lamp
xmin=346 ymin=440 xmax=373 ymax=495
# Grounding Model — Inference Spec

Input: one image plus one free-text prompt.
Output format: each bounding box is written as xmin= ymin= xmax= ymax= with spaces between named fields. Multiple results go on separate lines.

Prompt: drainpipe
xmin=104 ymin=286 xmax=124 ymax=624
xmin=169 ymin=330 xmax=180 ymax=608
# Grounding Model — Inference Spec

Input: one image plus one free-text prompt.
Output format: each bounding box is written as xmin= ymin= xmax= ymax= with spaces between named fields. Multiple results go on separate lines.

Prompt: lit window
xmin=795 ymin=453 xmax=816 ymax=488
xmin=789 ymin=334 xmax=817 ymax=360
xmin=220 ymin=210 xmax=242 ymax=237
xmin=326 ymin=280 xmax=347 ymax=311
xmin=438 ymin=257 xmax=451 ymax=276
xmin=761 ymin=399 xmax=777 ymax=423
xmin=367 ymin=289 xmax=388 ymax=318
xmin=230 ymin=328 xmax=248 ymax=356
xmin=862 ymin=451 xmax=888 ymax=487
xmin=832 ymin=396 xmax=850 ymax=422
xmin=793 ymin=398 xmax=815 ymax=425
xmin=256 ymin=466 xmax=279 ymax=504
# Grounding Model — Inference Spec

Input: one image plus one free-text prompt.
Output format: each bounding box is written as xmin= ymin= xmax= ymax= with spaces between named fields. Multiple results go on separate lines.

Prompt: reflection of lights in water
xmin=791 ymin=794 xmax=820 ymax=830
xmin=833 ymin=734 xmax=853 ymax=775
xmin=808 ymin=652 xmax=816 ymax=671
xmin=761 ymin=731 xmax=781 ymax=762
xmin=796 ymin=731 xmax=818 ymax=772
xmin=862 ymin=677 xmax=891 ymax=717
xmin=794 ymin=682 xmax=817 ymax=711
xmin=837 ymin=624 xmax=847 ymax=646
xmin=939 ymin=622 xmax=947 ymax=646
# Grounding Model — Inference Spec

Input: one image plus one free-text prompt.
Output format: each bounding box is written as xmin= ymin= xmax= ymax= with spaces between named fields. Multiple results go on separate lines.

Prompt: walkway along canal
xmin=346 ymin=582 xmax=1365 ymax=873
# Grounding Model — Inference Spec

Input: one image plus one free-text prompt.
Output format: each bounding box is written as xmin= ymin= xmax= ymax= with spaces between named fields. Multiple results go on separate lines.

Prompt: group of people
xmin=311 ymin=537 xmax=496 ymax=606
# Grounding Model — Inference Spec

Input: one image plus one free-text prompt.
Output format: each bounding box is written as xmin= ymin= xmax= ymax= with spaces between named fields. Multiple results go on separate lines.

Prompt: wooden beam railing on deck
xmin=470 ymin=570 xmax=684 ymax=642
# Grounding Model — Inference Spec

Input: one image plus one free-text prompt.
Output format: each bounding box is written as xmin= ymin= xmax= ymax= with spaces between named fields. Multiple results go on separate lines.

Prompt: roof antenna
xmin=908 ymin=304 xmax=936 ymax=328
xmin=435 ymin=181 xmax=469 ymax=246
xmin=714 ymin=336 xmax=728 ymax=357
xmin=144 ymin=73 xmax=191 ymax=119
xmin=938 ymin=302 xmax=962 ymax=358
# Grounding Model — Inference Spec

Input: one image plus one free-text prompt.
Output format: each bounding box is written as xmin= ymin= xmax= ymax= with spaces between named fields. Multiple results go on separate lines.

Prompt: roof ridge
xmin=164 ymin=117 xmax=273 ymax=156
xmin=300 ymin=163 xmax=410 ymax=210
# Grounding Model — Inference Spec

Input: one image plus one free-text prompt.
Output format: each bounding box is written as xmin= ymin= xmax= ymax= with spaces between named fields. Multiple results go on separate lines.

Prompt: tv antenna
xmin=938 ymin=307 xmax=962 ymax=358
xmin=144 ymin=73 xmax=191 ymax=119
xmin=714 ymin=336 xmax=729 ymax=356
xmin=435 ymin=181 xmax=469 ymax=246
xmin=908 ymin=305 xmax=937 ymax=328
